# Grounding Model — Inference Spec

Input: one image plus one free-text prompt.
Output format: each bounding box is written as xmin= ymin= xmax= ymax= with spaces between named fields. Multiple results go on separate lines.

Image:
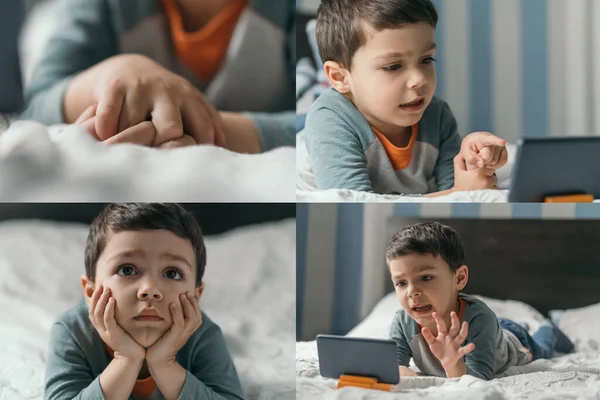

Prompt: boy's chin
xmin=130 ymin=330 xmax=166 ymax=348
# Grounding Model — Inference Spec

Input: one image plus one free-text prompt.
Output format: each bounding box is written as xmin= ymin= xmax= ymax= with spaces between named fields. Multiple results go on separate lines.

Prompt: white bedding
xmin=0 ymin=218 xmax=296 ymax=400
xmin=0 ymin=121 xmax=295 ymax=202
xmin=296 ymin=293 xmax=600 ymax=399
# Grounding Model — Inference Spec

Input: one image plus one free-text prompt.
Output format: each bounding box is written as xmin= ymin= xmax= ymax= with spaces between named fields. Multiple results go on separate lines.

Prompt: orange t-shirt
xmin=372 ymin=124 xmax=419 ymax=171
xmin=162 ymin=0 xmax=248 ymax=81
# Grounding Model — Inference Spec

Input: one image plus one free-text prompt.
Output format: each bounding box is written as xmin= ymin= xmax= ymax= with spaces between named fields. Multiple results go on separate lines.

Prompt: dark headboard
xmin=0 ymin=203 xmax=295 ymax=235
xmin=385 ymin=217 xmax=600 ymax=316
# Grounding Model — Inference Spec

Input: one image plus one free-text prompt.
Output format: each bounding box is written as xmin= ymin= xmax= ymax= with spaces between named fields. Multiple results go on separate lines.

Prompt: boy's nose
xmin=408 ymin=70 xmax=426 ymax=89
xmin=139 ymin=287 xmax=163 ymax=300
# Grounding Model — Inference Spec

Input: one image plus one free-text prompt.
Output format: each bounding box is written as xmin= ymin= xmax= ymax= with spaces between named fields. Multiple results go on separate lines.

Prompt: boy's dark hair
xmin=85 ymin=203 xmax=206 ymax=286
xmin=316 ymin=0 xmax=438 ymax=70
xmin=386 ymin=222 xmax=465 ymax=272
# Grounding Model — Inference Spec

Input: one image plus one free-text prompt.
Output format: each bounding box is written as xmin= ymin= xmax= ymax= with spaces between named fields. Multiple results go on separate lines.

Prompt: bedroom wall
xmin=296 ymin=0 xmax=600 ymax=143
xmin=296 ymin=203 xmax=600 ymax=341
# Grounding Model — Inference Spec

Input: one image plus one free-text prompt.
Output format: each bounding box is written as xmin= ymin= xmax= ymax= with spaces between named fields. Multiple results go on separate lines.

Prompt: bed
xmin=0 ymin=204 xmax=296 ymax=400
xmin=295 ymin=216 xmax=600 ymax=399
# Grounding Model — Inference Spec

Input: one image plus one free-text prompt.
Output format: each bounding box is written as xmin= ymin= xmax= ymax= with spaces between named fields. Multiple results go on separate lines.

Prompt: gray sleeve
xmin=389 ymin=312 xmax=412 ymax=367
xmin=246 ymin=111 xmax=295 ymax=151
xmin=181 ymin=324 xmax=244 ymax=400
xmin=305 ymin=107 xmax=373 ymax=192
xmin=433 ymin=103 xmax=461 ymax=191
xmin=463 ymin=311 xmax=499 ymax=381
xmin=44 ymin=321 xmax=105 ymax=400
xmin=20 ymin=0 xmax=118 ymax=124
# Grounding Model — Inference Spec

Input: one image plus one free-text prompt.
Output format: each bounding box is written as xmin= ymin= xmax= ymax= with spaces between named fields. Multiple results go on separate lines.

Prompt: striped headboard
xmin=297 ymin=203 xmax=600 ymax=341
xmin=296 ymin=0 xmax=600 ymax=142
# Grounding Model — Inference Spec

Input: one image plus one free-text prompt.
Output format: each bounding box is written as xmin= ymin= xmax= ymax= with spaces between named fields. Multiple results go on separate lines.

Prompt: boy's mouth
xmin=411 ymin=304 xmax=432 ymax=314
xmin=399 ymin=98 xmax=425 ymax=112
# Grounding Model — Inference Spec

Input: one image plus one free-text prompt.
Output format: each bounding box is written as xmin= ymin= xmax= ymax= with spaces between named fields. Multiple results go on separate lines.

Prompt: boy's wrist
xmin=443 ymin=360 xmax=467 ymax=378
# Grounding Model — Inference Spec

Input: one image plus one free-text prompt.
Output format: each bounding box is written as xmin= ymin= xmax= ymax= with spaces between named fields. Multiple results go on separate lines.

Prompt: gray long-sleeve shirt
xmin=20 ymin=0 xmax=296 ymax=151
xmin=45 ymin=300 xmax=244 ymax=400
xmin=389 ymin=293 xmax=532 ymax=380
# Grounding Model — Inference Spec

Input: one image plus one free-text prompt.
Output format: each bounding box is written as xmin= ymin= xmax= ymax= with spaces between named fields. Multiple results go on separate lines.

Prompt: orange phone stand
xmin=337 ymin=375 xmax=392 ymax=391
xmin=543 ymin=194 xmax=594 ymax=203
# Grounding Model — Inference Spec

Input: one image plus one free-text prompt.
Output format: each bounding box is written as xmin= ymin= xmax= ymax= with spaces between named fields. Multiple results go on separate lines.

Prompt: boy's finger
xmin=476 ymin=134 xmax=506 ymax=149
xmin=195 ymin=95 xmax=224 ymax=146
xmin=151 ymin=97 xmax=183 ymax=145
xmin=458 ymin=343 xmax=475 ymax=356
xmin=96 ymin=86 xmax=125 ymax=140
xmin=448 ymin=312 xmax=460 ymax=337
xmin=171 ymin=300 xmax=185 ymax=330
xmin=181 ymin=292 xmax=195 ymax=322
xmin=181 ymin=100 xmax=214 ymax=145
xmin=157 ymin=134 xmax=197 ymax=149
xmin=80 ymin=117 xmax=100 ymax=140
xmin=94 ymin=288 xmax=110 ymax=331
xmin=453 ymin=154 xmax=468 ymax=172
xmin=432 ymin=312 xmax=447 ymax=335
xmin=75 ymin=104 xmax=98 ymax=124
xmin=104 ymin=121 xmax=156 ymax=146
xmin=421 ymin=327 xmax=436 ymax=345
xmin=456 ymin=321 xmax=470 ymax=343
xmin=117 ymin=91 xmax=149 ymax=134
xmin=104 ymin=297 xmax=116 ymax=333
xmin=88 ymin=284 xmax=103 ymax=320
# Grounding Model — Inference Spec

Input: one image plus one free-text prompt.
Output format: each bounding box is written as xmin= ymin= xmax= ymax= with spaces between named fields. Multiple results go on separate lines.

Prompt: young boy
xmin=44 ymin=203 xmax=244 ymax=399
xmin=21 ymin=0 xmax=295 ymax=153
xmin=299 ymin=0 xmax=508 ymax=196
xmin=386 ymin=222 xmax=574 ymax=380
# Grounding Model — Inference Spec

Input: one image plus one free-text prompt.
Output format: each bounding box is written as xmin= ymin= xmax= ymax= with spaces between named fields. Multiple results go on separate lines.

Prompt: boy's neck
xmin=139 ymin=360 xmax=150 ymax=379
xmin=380 ymin=125 xmax=412 ymax=148
xmin=174 ymin=0 xmax=234 ymax=32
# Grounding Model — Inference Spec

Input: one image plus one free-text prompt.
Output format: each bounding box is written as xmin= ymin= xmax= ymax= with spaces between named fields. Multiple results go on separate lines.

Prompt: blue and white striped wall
xmin=296 ymin=203 xmax=600 ymax=341
xmin=296 ymin=0 xmax=600 ymax=143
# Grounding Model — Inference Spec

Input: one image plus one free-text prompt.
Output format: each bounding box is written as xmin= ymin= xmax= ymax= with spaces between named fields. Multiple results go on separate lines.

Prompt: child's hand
xmin=421 ymin=312 xmax=475 ymax=370
xmin=68 ymin=54 xmax=225 ymax=147
xmin=88 ymin=284 xmax=145 ymax=362
xmin=146 ymin=292 xmax=202 ymax=366
xmin=452 ymin=154 xmax=498 ymax=191
xmin=461 ymin=132 xmax=508 ymax=170
xmin=76 ymin=104 xmax=200 ymax=148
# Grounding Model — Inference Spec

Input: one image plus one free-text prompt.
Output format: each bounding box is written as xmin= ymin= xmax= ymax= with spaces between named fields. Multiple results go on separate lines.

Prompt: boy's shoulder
xmin=459 ymin=293 xmax=499 ymax=326
xmin=305 ymin=88 xmax=376 ymax=146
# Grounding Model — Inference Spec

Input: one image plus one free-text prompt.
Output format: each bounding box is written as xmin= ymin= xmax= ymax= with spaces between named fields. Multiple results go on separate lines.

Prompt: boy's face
xmin=344 ymin=22 xmax=437 ymax=135
xmin=83 ymin=229 xmax=202 ymax=348
xmin=389 ymin=253 xmax=467 ymax=332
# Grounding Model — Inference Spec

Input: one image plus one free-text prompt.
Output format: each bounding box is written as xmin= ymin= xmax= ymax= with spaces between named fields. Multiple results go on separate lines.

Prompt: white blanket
xmin=0 ymin=121 xmax=295 ymax=202
xmin=296 ymin=293 xmax=600 ymax=399
xmin=0 ymin=219 xmax=296 ymax=400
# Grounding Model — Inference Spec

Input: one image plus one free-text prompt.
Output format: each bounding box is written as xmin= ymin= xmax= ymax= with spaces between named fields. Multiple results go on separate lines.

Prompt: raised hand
xmin=421 ymin=311 xmax=475 ymax=370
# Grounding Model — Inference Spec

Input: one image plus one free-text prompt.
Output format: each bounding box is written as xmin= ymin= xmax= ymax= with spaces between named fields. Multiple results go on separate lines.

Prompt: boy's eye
xmin=395 ymin=281 xmax=406 ymax=287
xmin=420 ymin=275 xmax=433 ymax=281
xmin=383 ymin=63 xmax=401 ymax=72
xmin=421 ymin=57 xmax=437 ymax=65
xmin=117 ymin=265 xmax=137 ymax=276
xmin=164 ymin=268 xmax=183 ymax=280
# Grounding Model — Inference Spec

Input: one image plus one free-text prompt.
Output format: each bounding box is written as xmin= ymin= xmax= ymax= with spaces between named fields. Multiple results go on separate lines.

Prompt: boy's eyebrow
xmin=373 ymin=42 xmax=437 ymax=60
xmin=106 ymin=250 xmax=193 ymax=271
xmin=160 ymin=252 xmax=193 ymax=271
xmin=391 ymin=265 xmax=437 ymax=279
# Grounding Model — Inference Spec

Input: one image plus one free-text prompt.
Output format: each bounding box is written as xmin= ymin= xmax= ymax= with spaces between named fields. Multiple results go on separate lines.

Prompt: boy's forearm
xmin=99 ymin=356 xmax=144 ymax=400
xmin=148 ymin=360 xmax=187 ymax=400
xmin=399 ymin=366 xmax=419 ymax=377
xmin=220 ymin=111 xmax=262 ymax=154
xmin=443 ymin=360 xmax=468 ymax=378
xmin=423 ymin=188 xmax=455 ymax=198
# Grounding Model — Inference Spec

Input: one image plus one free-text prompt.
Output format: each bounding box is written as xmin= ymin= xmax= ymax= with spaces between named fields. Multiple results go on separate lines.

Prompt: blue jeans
xmin=498 ymin=318 xmax=555 ymax=360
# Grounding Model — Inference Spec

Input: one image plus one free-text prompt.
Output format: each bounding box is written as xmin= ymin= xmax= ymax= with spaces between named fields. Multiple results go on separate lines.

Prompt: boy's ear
xmin=455 ymin=265 xmax=469 ymax=291
xmin=195 ymin=283 xmax=204 ymax=300
xmin=324 ymin=61 xmax=352 ymax=93
xmin=81 ymin=274 xmax=95 ymax=305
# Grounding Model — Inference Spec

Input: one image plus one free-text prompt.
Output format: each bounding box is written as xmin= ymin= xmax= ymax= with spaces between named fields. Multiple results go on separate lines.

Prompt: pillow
xmin=550 ymin=302 xmax=600 ymax=352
